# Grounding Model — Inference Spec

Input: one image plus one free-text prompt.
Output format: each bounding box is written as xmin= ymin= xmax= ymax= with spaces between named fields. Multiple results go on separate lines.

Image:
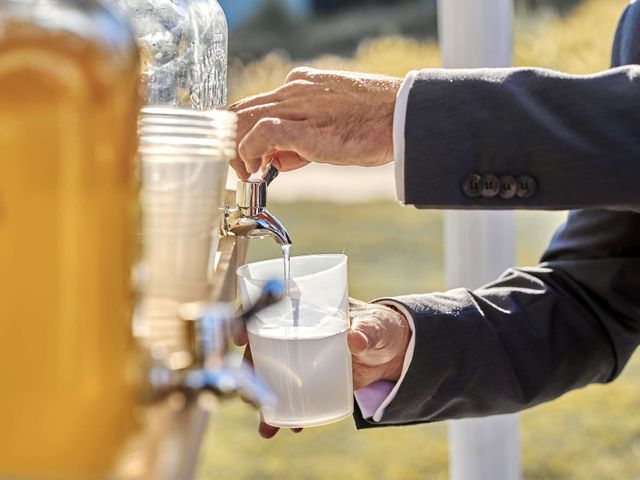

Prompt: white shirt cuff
xmin=354 ymin=300 xmax=416 ymax=422
xmin=393 ymin=70 xmax=419 ymax=204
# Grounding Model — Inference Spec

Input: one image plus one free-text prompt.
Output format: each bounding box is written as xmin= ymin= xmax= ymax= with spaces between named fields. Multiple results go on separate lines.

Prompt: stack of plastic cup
xmin=138 ymin=106 xmax=237 ymax=302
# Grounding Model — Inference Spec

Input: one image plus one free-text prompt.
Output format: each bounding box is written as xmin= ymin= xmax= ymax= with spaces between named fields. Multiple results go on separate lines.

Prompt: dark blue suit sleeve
xmin=401 ymin=65 xmax=640 ymax=210
xmin=356 ymin=210 xmax=640 ymax=426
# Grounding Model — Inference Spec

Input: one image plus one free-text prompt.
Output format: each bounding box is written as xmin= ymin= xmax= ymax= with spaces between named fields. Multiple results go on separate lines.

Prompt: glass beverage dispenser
xmin=0 ymin=0 xmax=142 ymax=477
xmin=109 ymin=0 xmax=228 ymax=109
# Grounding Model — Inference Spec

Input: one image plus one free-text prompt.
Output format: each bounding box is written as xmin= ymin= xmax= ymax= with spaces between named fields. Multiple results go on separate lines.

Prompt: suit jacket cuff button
xmin=516 ymin=175 xmax=537 ymax=198
xmin=480 ymin=174 xmax=500 ymax=198
xmin=462 ymin=173 xmax=482 ymax=198
xmin=499 ymin=175 xmax=517 ymax=199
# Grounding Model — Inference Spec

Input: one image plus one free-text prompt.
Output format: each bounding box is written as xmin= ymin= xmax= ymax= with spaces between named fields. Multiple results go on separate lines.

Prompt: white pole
xmin=436 ymin=1 xmax=521 ymax=480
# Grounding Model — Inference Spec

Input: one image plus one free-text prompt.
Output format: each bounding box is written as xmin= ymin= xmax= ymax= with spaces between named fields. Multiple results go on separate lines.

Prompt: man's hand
xmin=233 ymin=298 xmax=411 ymax=439
xmin=228 ymin=68 xmax=402 ymax=179
xmin=348 ymin=299 xmax=411 ymax=390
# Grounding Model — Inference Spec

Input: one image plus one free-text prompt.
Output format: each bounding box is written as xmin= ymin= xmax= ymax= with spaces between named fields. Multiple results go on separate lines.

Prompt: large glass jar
xmin=0 ymin=0 xmax=142 ymax=478
xmin=110 ymin=0 xmax=228 ymax=109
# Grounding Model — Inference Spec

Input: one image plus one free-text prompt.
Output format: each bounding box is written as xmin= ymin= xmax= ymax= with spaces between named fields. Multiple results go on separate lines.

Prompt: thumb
xmin=348 ymin=321 xmax=380 ymax=357
xmin=347 ymin=329 xmax=369 ymax=356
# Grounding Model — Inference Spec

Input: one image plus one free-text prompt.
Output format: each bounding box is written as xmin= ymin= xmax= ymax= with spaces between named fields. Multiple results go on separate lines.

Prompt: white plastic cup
xmin=139 ymin=160 xmax=225 ymax=296
xmin=140 ymin=158 xmax=227 ymax=232
xmin=141 ymin=228 xmax=215 ymax=302
xmin=138 ymin=107 xmax=236 ymax=303
xmin=237 ymin=254 xmax=353 ymax=428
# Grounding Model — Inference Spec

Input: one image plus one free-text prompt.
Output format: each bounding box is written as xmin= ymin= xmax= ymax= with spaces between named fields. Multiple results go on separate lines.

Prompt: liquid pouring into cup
xmin=237 ymin=254 xmax=353 ymax=428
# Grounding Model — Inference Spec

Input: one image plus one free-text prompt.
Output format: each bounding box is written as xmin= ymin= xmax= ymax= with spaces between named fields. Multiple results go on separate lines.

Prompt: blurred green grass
xmin=197 ymin=204 xmax=640 ymax=479
xmin=244 ymin=201 xmax=446 ymax=300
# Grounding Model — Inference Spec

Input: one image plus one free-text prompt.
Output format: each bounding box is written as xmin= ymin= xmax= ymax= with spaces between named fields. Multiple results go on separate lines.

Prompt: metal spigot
xmin=222 ymin=165 xmax=292 ymax=245
xmin=148 ymin=280 xmax=283 ymax=409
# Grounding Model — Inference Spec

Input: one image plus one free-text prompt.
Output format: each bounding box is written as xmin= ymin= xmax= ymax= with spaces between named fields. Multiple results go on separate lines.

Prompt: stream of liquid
xmin=281 ymin=244 xmax=300 ymax=326
xmin=282 ymin=244 xmax=291 ymax=295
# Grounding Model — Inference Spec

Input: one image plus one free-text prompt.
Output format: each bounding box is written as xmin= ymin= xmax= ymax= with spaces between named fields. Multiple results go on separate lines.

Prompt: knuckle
xmin=280 ymin=79 xmax=313 ymax=95
xmin=255 ymin=117 xmax=280 ymax=137
xmin=285 ymin=66 xmax=313 ymax=83
xmin=233 ymin=107 xmax=250 ymax=121
xmin=353 ymin=318 xmax=378 ymax=335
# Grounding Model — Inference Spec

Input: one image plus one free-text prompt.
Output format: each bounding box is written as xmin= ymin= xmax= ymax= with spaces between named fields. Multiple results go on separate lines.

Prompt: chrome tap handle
xmin=223 ymin=164 xmax=291 ymax=245
xmin=235 ymin=165 xmax=278 ymax=210
xmin=262 ymin=164 xmax=279 ymax=186
xmin=172 ymin=280 xmax=285 ymax=408
xmin=235 ymin=180 xmax=266 ymax=212
xmin=178 ymin=302 xmax=235 ymax=369
xmin=179 ymin=278 xmax=284 ymax=337
xmin=183 ymin=365 xmax=276 ymax=408
xmin=237 ymin=279 xmax=285 ymax=325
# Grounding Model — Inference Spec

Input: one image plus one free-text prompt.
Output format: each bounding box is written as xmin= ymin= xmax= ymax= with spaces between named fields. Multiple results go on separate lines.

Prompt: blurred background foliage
xmin=222 ymin=0 xmax=583 ymax=60
xmin=227 ymin=0 xmax=625 ymax=103
xmin=198 ymin=0 xmax=640 ymax=478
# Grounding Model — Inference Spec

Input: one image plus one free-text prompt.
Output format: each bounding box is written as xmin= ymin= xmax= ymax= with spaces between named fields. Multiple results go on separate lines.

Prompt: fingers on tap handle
xmin=270 ymin=150 xmax=310 ymax=173
xmin=237 ymin=118 xmax=308 ymax=174
xmin=230 ymin=156 xmax=251 ymax=181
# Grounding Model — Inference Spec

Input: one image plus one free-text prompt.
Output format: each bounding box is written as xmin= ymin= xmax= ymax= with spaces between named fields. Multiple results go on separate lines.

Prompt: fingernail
xmin=356 ymin=330 xmax=370 ymax=348
xmin=348 ymin=330 xmax=369 ymax=354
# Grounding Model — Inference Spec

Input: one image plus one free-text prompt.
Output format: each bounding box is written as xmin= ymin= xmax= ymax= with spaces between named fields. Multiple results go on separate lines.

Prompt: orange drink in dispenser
xmin=0 ymin=1 xmax=143 ymax=477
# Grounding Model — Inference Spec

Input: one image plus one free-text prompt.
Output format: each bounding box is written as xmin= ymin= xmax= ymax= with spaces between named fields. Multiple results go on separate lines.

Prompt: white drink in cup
xmin=237 ymin=254 xmax=353 ymax=428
